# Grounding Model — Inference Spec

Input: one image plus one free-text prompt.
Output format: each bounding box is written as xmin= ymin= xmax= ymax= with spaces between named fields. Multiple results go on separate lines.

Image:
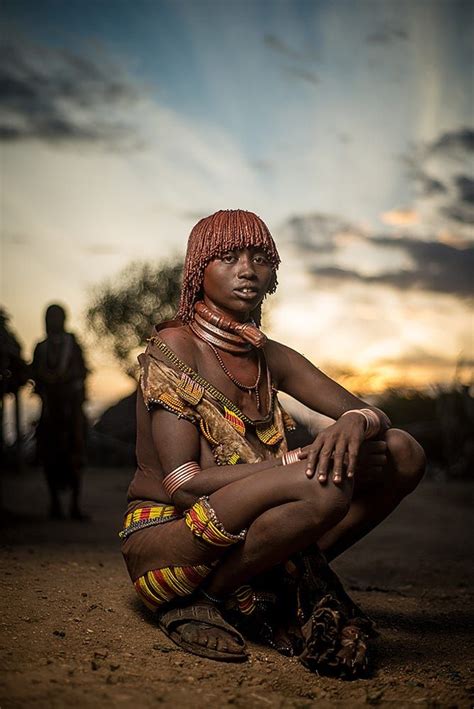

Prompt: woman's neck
xmin=202 ymin=296 xmax=250 ymax=324
xmin=190 ymin=300 xmax=266 ymax=352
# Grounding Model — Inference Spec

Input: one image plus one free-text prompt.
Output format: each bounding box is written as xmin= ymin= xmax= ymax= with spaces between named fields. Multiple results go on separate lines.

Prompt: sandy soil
xmin=1 ymin=466 xmax=473 ymax=708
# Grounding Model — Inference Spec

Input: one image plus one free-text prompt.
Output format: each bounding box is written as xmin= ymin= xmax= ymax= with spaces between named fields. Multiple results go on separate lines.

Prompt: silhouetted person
xmin=0 ymin=308 xmax=30 ymax=466
xmin=31 ymin=304 xmax=88 ymax=519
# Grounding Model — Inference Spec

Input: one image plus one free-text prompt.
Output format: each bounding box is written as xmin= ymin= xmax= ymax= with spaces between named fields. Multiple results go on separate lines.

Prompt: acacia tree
xmin=86 ymin=259 xmax=182 ymax=377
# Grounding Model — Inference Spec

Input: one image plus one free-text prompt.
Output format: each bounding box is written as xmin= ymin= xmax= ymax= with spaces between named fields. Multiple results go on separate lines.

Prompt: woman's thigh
xmin=209 ymin=460 xmax=353 ymax=535
xmin=122 ymin=518 xmax=222 ymax=581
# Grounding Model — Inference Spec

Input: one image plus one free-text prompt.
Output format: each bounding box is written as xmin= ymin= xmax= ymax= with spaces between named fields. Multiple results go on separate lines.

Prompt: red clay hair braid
xmin=177 ymin=209 xmax=280 ymax=324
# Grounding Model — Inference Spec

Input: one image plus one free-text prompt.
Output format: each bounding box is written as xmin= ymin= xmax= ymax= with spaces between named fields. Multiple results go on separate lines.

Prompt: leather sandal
xmin=158 ymin=602 xmax=248 ymax=662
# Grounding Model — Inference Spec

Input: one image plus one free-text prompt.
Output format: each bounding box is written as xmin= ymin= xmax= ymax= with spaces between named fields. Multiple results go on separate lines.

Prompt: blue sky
xmin=1 ymin=0 xmax=473 ymax=409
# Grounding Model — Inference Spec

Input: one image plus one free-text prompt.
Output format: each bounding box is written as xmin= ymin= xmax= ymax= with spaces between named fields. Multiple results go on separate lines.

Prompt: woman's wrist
xmin=340 ymin=408 xmax=381 ymax=439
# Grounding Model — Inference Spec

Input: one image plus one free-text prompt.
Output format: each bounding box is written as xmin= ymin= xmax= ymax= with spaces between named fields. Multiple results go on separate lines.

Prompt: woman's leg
xmin=317 ymin=429 xmax=426 ymax=561
xmin=172 ymin=460 xmax=353 ymax=656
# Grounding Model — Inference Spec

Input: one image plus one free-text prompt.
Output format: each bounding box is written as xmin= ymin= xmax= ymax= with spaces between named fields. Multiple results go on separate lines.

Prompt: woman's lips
xmin=233 ymin=287 xmax=260 ymax=300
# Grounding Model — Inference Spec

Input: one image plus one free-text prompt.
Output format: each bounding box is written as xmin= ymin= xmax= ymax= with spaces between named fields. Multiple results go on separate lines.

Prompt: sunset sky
xmin=1 ymin=0 xmax=473 ymax=419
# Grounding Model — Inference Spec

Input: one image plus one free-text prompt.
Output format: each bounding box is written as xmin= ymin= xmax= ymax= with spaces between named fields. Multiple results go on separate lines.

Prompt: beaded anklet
xmin=200 ymin=588 xmax=226 ymax=605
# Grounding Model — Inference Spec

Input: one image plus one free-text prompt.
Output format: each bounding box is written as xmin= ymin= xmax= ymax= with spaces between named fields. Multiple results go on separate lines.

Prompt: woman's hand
xmin=299 ymin=412 xmax=367 ymax=484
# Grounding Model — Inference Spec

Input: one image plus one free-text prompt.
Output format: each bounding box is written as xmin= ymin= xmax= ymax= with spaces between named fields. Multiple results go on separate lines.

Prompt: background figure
xmin=0 ymin=308 xmax=30 ymax=469
xmin=31 ymin=304 xmax=88 ymax=519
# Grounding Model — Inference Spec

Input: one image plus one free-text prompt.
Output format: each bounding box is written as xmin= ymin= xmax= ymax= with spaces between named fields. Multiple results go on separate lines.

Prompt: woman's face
xmin=202 ymin=247 xmax=274 ymax=321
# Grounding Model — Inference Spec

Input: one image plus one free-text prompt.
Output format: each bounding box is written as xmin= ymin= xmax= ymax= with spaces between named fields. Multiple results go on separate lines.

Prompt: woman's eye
xmin=253 ymin=254 xmax=268 ymax=264
xmin=221 ymin=253 xmax=236 ymax=263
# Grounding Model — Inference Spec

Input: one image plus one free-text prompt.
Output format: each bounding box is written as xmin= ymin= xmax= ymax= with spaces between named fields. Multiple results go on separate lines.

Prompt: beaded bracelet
xmin=340 ymin=408 xmax=381 ymax=439
xmin=199 ymin=496 xmax=247 ymax=542
xmin=162 ymin=461 xmax=201 ymax=497
xmin=282 ymin=447 xmax=302 ymax=466
xmin=200 ymin=588 xmax=225 ymax=605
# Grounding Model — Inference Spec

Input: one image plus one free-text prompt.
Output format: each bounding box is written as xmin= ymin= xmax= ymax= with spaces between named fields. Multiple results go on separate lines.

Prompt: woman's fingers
xmin=346 ymin=444 xmax=359 ymax=479
xmin=331 ymin=444 xmax=346 ymax=484
xmin=315 ymin=446 xmax=333 ymax=482
xmin=305 ymin=422 xmax=366 ymax=484
xmin=305 ymin=437 xmax=324 ymax=479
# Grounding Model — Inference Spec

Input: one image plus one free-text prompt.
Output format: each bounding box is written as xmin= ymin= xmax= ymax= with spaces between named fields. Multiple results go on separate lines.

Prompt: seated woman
xmin=121 ymin=209 xmax=425 ymax=678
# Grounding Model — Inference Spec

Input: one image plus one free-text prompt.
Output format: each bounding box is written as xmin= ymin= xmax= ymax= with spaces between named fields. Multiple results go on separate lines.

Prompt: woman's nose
xmin=237 ymin=253 xmax=256 ymax=277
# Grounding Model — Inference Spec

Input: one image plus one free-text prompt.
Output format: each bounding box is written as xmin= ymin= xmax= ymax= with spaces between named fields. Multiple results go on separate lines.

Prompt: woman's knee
xmin=385 ymin=428 xmax=426 ymax=494
xmin=302 ymin=477 xmax=353 ymax=528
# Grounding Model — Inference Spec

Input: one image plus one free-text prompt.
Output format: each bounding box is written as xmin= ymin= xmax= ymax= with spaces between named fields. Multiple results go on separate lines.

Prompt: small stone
xmin=53 ymin=630 xmax=65 ymax=638
xmin=153 ymin=644 xmax=172 ymax=653
xmin=366 ymin=689 xmax=384 ymax=705
xmin=94 ymin=650 xmax=108 ymax=659
xmin=91 ymin=660 xmax=99 ymax=671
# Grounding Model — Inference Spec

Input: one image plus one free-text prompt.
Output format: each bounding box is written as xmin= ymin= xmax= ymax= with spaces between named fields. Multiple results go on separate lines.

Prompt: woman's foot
xmin=158 ymin=598 xmax=248 ymax=662
xmin=292 ymin=547 xmax=374 ymax=678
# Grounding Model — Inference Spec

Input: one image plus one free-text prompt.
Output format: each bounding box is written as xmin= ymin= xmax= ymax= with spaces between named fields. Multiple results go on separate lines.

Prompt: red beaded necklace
xmin=208 ymin=342 xmax=263 ymax=412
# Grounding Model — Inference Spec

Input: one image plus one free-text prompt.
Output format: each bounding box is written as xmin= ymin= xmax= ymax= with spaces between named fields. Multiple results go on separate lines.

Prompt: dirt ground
xmin=1 ymin=465 xmax=473 ymax=709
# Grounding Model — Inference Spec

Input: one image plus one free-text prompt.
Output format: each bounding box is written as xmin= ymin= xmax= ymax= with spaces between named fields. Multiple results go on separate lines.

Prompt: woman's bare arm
xmin=151 ymin=408 xmax=282 ymax=510
xmin=266 ymin=340 xmax=390 ymax=481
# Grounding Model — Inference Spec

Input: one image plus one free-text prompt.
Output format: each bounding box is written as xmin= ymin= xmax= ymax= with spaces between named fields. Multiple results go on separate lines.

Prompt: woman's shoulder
xmin=150 ymin=324 xmax=198 ymax=370
xmin=264 ymin=338 xmax=309 ymax=388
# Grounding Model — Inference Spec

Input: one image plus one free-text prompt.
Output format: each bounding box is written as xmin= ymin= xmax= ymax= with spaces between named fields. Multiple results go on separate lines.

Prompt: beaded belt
xmin=119 ymin=504 xmax=181 ymax=540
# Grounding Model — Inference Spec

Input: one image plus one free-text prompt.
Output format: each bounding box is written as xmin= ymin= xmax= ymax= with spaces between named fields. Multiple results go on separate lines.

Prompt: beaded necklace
xmin=205 ymin=339 xmax=263 ymax=412
xmin=190 ymin=302 xmax=266 ymax=411
xmin=150 ymin=337 xmax=275 ymax=426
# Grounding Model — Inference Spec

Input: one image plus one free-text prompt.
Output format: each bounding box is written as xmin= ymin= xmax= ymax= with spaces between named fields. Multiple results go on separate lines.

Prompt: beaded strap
xmin=150 ymin=337 xmax=276 ymax=427
xmin=119 ymin=504 xmax=181 ymax=540
xmin=163 ymin=461 xmax=201 ymax=497
xmin=118 ymin=515 xmax=181 ymax=540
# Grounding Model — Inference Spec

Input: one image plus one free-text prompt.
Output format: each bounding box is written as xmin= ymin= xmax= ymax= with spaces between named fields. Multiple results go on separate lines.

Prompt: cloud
xmin=310 ymin=236 xmax=474 ymax=297
xmin=82 ymin=244 xmax=122 ymax=255
xmin=263 ymin=33 xmax=319 ymax=87
xmin=0 ymin=40 xmax=140 ymax=147
xmin=282 ymin=207 xmax=473 ymax=298
xmin=377 ymin=348 xmax=473 ymax=368
xmin=263 ymin=34 xmax=316 ymax=63
xmin=366 ymin=24 xmax=408 ymax=44
xmin=381 ymin=208 xmax=419 ymax=227
xmin=282 ymin=66 xmax=319 ymax=87
xmin=404 ymin=128 xmax=474 ymax=237
xmin=280 ymin=213 xmax=363 ymax=254
xmin=418 ymin=174 xmax=446 ymax=196
xmin=430 ymin=128 xmax=474 ymax=155
xmin=251 ymin=159 xmax=274 ymax=173
xmin=456 ymin=175 xmax=474 ymax=205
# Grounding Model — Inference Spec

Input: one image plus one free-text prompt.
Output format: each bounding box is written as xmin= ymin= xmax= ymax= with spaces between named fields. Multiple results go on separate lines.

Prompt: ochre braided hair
xmin=177 ymin=209 xmax=280 ymax=324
